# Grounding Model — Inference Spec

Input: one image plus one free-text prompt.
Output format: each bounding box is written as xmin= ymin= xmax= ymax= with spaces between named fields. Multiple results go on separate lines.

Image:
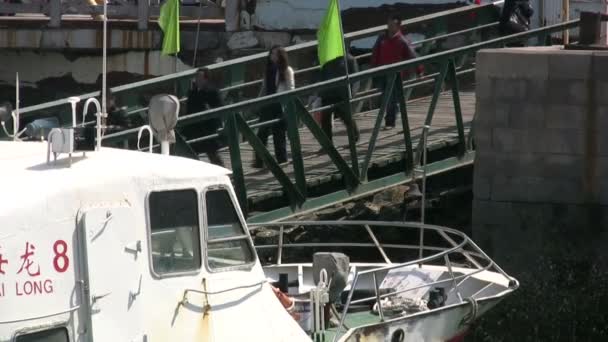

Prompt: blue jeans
xmin=383 ymin=74 xmax=414 ymax=127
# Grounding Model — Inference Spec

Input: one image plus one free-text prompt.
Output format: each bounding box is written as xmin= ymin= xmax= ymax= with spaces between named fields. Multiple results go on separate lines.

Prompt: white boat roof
xmin=0 ymin=141 xmax=231 ymax=212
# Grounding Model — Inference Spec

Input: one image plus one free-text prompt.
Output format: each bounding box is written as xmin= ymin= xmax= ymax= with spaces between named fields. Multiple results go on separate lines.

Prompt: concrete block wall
xmin=474 ymin=47 xmax=608 ymax=206
xmin=472 ymin=47 xmax=608 ymax=340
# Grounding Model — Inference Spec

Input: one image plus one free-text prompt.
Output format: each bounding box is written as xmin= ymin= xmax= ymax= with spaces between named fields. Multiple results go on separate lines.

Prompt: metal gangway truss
xmin=8 ymin=1 xmax=579 ymax=223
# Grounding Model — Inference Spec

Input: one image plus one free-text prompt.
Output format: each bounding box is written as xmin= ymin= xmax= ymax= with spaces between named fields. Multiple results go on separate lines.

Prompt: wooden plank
xmin=210 ymin=90 xmax=475 ymax=206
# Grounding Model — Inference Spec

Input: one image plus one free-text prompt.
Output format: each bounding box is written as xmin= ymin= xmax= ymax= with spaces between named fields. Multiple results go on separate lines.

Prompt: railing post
xmin=360 ymin=73 xmax=397 ymax=182
xmin=393 ymin=73 xmax=414 ymax=174
xmin=284 ymin=99 xmax=307 ymax=199
xmin=277 ymin=225 xmax=284 ymax=265
xmin=294 ymin=99 xmax=359 ymax=191
xmin=225 ymin=112 xmax=248 ymax=215
xmin=444 ymin=254 xmax=463 ymax=302
xmin=49 ymin=0 xmax=61 ymax=28
xmin=138 ymin=0 xmax=149 ymax=30
xmin=234 ymin=114 xmax=305 ymax=208
xmin=447 ymin=59 xmax=466 ymax=157
xmin=342 ymin=86 xmax=360 ymax=179
xmin=372 ymin=272 xmax=385 ymax=322
xmin=364 ymin=225 xmax=391 ymax=263
xmin=414 ymin=62 xmax=448 ymax=165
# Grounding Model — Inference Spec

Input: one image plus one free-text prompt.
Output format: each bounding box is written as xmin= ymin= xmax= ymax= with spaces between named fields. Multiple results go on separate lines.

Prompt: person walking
xmin=371 ymin=15 xmax=424 ymax=130
xmin=252 ymin=45 xmax=295 ymax=168
xmin=182 ymin=68 xmax=225 ymax=167
xmin=318 ymin=53 xmax=360 ymax=144
xmin=499 ymin=0 xmax=534 ymax=36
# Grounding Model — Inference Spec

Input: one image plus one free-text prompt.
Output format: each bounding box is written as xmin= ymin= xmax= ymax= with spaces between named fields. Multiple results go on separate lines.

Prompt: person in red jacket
xmin=371 ymin=15 xmax=424 ymax=129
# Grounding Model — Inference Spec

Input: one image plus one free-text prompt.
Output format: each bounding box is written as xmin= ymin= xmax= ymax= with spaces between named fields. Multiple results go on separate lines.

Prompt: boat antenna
xmin=98 ymin=0 xmax=108 ymax=151
xmin=14 ymin=72 xmax=19 ymax=141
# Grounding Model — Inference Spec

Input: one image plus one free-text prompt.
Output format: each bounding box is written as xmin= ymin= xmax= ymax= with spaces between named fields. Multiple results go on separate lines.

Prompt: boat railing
xmin=248 ymin=220 xmax=518 ymax=340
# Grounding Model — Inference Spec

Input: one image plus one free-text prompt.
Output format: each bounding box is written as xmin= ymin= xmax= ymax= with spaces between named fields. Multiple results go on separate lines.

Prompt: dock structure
xmin=0 ymin=0 xmax=223 ymax=29
xmin=8 ymin=1 xmax=580 ymax=223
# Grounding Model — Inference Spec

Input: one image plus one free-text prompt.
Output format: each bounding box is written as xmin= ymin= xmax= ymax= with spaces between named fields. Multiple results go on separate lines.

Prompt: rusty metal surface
xmin=0 ymin=17 xmax=224 ymax=49
xmin=0 ymin=15 xmax=225 ymax=30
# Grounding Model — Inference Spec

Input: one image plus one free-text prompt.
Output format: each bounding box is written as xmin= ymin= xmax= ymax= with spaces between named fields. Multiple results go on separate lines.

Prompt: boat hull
xmin=339 ymin=296 xmax=502 ymax=342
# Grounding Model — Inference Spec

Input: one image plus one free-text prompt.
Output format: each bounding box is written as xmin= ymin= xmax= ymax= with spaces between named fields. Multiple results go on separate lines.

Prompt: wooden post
xmin=138 ymin=0 xmax=149 ymax=30
xmin=49 ymin=0 xmax=61 ymax=28
xmin=562 ymin=0 xmax=569 ymax=44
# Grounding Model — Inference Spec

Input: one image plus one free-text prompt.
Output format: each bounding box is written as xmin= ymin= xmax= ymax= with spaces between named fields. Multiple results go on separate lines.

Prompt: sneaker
xmin=384 ymin=125 xmax=395 ymax=131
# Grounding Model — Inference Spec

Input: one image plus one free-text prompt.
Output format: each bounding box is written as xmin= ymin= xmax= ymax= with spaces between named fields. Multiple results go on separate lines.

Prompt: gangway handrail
xmin=15 ymin=0 xmax=501 ymax=118
xmin=98 ymin=18 xmax=578 ymax=220
xmin=102 ymin=18 xmax=579 ymax=144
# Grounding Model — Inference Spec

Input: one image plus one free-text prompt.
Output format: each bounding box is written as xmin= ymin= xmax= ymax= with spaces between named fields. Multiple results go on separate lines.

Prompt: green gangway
xmin=7 ymin=1 xmax=579 ymax=223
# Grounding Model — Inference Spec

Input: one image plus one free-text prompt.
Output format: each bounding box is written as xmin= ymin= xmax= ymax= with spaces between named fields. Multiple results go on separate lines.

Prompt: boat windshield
xmin=148 ymin=189 xmax=202 ymax=275
xmin=204 ymin=187 xmax=254 ymax=271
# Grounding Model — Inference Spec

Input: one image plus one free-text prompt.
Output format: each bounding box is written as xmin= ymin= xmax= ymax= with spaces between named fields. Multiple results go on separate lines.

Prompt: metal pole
xmin=100 ymin=0 xmax=107 ymax=151
xmin=336 ymin=0 xmax=353 ymax=99
xmin=418 ymin=124 xmax=430 ymax=261
xmin=420 ymin=125 xmax=429 ymax=224
xmin=372 ymin=272 xmax=384 ymax=321
xmin=192 ymin=0 xmax=203 ymax=67
xmin=562 ymin=0 xmax=569 ymax=44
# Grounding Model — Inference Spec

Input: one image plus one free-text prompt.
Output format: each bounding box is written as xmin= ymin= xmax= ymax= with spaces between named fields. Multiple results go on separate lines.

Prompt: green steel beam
xmin=284 ymin=100 xmax=307 ymax=198
xmin=247 ymin=151 xmax=476 ymax=224
xmin=361 ymin=73 xmax=396 ymax=182
xmin=448 ymin=59 xmax=467 ymax=156
xmin=294 ymin=99 xmax=360 ymax=190
xmin=415 ymin=62 xmax=449 ymax=166
xmin=394 ymin=73 xmax=414 ymax=173
xmin=342 ymin=91 xmax=360 ymax=179
xmin=234 ymin=114 xmax=305 ymax=208
xmin=225 ymin=112 xmax=247 ymax=213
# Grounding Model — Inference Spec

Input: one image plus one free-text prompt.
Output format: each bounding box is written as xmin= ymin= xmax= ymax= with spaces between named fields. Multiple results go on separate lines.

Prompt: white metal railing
xmin=248 ymin=220 xmax=519 ymax=341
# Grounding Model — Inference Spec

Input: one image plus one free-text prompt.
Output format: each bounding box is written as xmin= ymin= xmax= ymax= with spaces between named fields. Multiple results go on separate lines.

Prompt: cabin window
xmin=15 ymin=327 xmax=69 ymax=342
xmin=205 ymin=188 xmax=254 ymax=270
xmin=149 ymin=189 xmax=201 ymax=275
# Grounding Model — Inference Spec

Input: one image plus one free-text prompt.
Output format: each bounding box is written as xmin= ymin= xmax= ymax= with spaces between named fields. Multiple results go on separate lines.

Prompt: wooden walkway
xmin=204 ymin=91 xmax=475 ymax=206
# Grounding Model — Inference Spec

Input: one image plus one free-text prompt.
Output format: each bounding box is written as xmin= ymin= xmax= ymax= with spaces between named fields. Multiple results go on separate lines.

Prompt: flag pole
xmin=335 ymin=0 xmax=352 ymax=99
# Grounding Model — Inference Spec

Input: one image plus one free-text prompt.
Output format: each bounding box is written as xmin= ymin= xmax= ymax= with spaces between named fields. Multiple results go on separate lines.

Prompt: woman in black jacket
xmin=252 ymin=45 xmax=294 ymax=168
xmin=499 ymin=0 xmax=534 ymax=35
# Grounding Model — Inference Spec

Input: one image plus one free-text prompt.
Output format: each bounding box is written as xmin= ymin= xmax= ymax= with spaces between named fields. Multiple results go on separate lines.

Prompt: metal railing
xmin=8 ymin=3 xmax=580 ymax=221
xmin=14 ymin=1 xmax=501 ymax=121
xmin=248 ymin=220 xmax=519 ymax=341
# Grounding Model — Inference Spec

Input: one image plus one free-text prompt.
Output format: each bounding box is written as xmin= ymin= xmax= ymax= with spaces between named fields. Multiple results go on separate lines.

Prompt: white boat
xmin=0 ymin=130 xmax=517 ymax=341
xmin=0 ymin=1 xmax=516 ymax=333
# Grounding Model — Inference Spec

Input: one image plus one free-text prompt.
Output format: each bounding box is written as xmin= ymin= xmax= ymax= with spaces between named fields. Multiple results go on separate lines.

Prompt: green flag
xmin=317 ymin=0 xmax=345 ymax=67
xmin=159 ymin=0 xmax=180 ymax=55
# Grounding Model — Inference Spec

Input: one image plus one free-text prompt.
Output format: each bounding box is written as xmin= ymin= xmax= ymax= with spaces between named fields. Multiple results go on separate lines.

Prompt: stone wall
xmin=472 ymin=47 xmax=608 ymax=340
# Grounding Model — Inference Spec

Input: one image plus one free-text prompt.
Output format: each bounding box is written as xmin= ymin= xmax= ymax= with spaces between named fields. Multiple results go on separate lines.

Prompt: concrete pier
xmin=473 ymin=47 xmax=608 ymax=340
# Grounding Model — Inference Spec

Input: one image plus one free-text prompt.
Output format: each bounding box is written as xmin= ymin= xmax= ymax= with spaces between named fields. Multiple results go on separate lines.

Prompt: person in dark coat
xmin=182 ymin=68 xmax=224 ymax=167
xmin=371 ymin=15 xmax=424 ymax=130
xmin=252 ymin=46 xmax=295 ymax=168
xmin=318 ymin=53 xmax=360 ymax=143
xmin=105 ymin=88 xmax=144 ymax=129
xmin=499 ymin=0 xmax=534 ymax=35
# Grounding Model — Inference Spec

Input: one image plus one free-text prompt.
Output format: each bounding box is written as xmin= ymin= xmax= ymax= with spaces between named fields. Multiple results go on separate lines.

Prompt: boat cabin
xmin=0 ymin=141 xmax=310 ymax=342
